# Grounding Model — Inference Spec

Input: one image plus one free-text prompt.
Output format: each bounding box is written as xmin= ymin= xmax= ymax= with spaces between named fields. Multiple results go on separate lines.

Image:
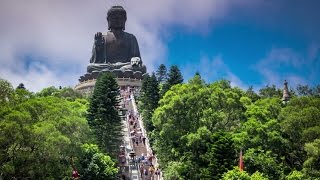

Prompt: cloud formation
xmin=255 ymin=45 xmax=320 ymax=88
xmin=0 ymin=0 xmax=245 ymax=92
xmin=0 ymin=0 xmax=319 ymax=92
xmin=181 ymin=55 xmax=247 ymax=89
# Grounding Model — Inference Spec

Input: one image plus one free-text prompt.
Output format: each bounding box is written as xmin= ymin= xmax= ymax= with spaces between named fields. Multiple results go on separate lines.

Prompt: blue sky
xmin=167 ymin=20 xmax=319 ymax=88
xmin=0 ymin=0 xmax=319 ymax=92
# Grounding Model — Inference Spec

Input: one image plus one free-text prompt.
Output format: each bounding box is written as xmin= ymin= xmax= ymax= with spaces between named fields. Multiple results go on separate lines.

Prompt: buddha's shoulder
xmin=124 ymin=32 xmax=136 ymax=37
xmin=122 ymin=32 xmax=137 ymax=40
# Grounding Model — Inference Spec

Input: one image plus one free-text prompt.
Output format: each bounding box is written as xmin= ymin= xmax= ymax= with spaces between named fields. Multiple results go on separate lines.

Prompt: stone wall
xmin=74 ymin=77 xmax=143 ymax=96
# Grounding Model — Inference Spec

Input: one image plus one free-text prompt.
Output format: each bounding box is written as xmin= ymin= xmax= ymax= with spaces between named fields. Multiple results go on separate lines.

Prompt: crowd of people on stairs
xmin=118 ymin=86 xmax=162 ymax=180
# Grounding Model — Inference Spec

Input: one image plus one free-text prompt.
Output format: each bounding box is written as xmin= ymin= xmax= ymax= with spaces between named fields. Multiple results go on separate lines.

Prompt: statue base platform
xmin=79 ymin=68 xmax=145 ymax=82
xmin=74 ymin=77 xmax=143 ymax=96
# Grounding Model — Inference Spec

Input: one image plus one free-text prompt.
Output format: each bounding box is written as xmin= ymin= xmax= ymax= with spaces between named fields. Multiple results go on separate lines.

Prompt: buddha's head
xmin=107 ymin=6 xmax=127 ymax=30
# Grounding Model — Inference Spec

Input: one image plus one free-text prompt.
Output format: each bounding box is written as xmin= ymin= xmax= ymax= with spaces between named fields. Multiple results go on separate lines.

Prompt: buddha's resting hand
xmin=94 ymin=32 xmax=104 ymax=47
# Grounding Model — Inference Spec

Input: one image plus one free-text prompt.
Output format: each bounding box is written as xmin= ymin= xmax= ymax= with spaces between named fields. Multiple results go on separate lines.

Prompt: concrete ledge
xmin=74 ymin=77 xmax=143 ymax=95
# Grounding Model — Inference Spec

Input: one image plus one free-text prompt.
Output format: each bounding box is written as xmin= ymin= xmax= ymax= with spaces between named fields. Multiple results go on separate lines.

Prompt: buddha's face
xmin=108 ymin=11 xmax=126 ymax=30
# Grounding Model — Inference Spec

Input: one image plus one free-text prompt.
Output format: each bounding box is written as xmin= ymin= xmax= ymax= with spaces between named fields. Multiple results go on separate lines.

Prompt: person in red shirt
xmin=72 ymin=169 xmax=80 ymax=179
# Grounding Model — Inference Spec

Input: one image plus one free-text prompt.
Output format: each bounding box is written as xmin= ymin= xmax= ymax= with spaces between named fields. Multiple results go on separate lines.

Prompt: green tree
xmin=36 ymin=86 xmax=59 ymax=97
xmin=302 ymin=139 xmax=320 ymax=179
xmin=0 ymin=78 xmax=14 ymax=105
xmin=234 ymin=98 xmax=284 ymax=151
xmin=233 ymin=97 xmax=286 ymax=179
xmin=250 ymin=171 xmax=269 ymax=180
xmin=222 ymin=167 xmax=251 ymax=180
xmin=16 ymin=83 xmax=25 ymax=90
xmin=36 ymin=86 xmax=83 ymax=101
xmin=222 ymin=167 xmax=268 ymax=180
xmin=87 ymin=72 xmax=122 ymax=156
xmin=184 ymin=129 xmax=236 ymax=179
xmin=0 ymin=79 xmax=15 ymax=119
xmin=296 ymin=84 xmax=320 ymax=97
xmin=53 ymin=87 xmax=83 ymax=101
xmin=244 ymin=148 xmax=283 ymax=179
xmin=79 ymin=144 xmax=118 ymax=180
xmin=245 ymin=86 xmax=260 ymax=102
xmin=152 ymin=77 xmax=244 ymax=179
xmin=313 ymin=85 xmax=320 ymax=97
xmin=160 ymin=65 xmax=183 ymax=96
xmin=163 ymin=161 xmax=187 ymax=180
xmin=259 ymin=85 xmax=282 ymax=98
xmin=14 ymin=87 xmax=34 ymax=104
xmin=140 ymin=73 xmax=160 ymax=132
xmin=0 ymin=95 xmax=92 ymax=179
xmin=296 ymin=84 xmax=313 ymax=96
xmin=156 ymin=63 xmax=167 ymax=83
xmin=152 ymin=76 xmax=208 ymax=166
xmin=0 ymin=79 xmax=102 ymax=179
xmin=167 ymin=65 xmax=183 ymax=85
xmin=285 ymin=170 xmax=305 ymax=180
xmin=279 ymin=97 xmax=320 ymax=170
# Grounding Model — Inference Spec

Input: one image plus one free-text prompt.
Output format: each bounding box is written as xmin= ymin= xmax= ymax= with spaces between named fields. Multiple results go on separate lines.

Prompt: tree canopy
xmin=139 ymin=73 xmax=160 ymax=133
xmin=137 ymin=65 xmax=320 ymax=179
xmin=160 ymin=65 xmax=183 ymax=97
xmin=1 ymin=64 xmax=320 ymax=179
xmin=0 ymin=78 xmax=118 ymax=179
xmin=87 ymin=72 xmax=122 ymax=157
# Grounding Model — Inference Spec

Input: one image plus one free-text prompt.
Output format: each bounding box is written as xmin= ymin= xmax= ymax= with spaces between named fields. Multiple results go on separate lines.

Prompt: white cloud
xmin=182 ymin=55 xmax=247 ymax=89
xmin=254 ymin=46 xmax=319 ymax=88
xmin=257 ymin=48 xmax=304 ymax=69
xmin=4 ymin=0 xmax=316 ymax=92
xmin=1 ymin=0 xmax=251 ymax=92
xmin=0 ymin=62 xmax=74 ymax=92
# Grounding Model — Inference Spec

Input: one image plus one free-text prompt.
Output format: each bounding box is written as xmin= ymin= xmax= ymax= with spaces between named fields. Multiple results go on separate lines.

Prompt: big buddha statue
xmin=79 ymin=6 xmax=146 ymax=82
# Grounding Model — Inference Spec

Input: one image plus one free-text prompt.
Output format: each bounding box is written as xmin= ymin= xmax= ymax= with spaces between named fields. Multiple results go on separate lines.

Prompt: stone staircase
xmin=119 ymin=88 xmax=162 ymax=180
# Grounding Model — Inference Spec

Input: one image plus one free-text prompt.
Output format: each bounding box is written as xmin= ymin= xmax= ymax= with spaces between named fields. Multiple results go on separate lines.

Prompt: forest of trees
xmin=138 ymin=64 xmax=320 ymax=180
xmin=0 ymin=75 xmax=119 ymax=179
xmin=1 ymin=63 xmax=319 ymax=179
